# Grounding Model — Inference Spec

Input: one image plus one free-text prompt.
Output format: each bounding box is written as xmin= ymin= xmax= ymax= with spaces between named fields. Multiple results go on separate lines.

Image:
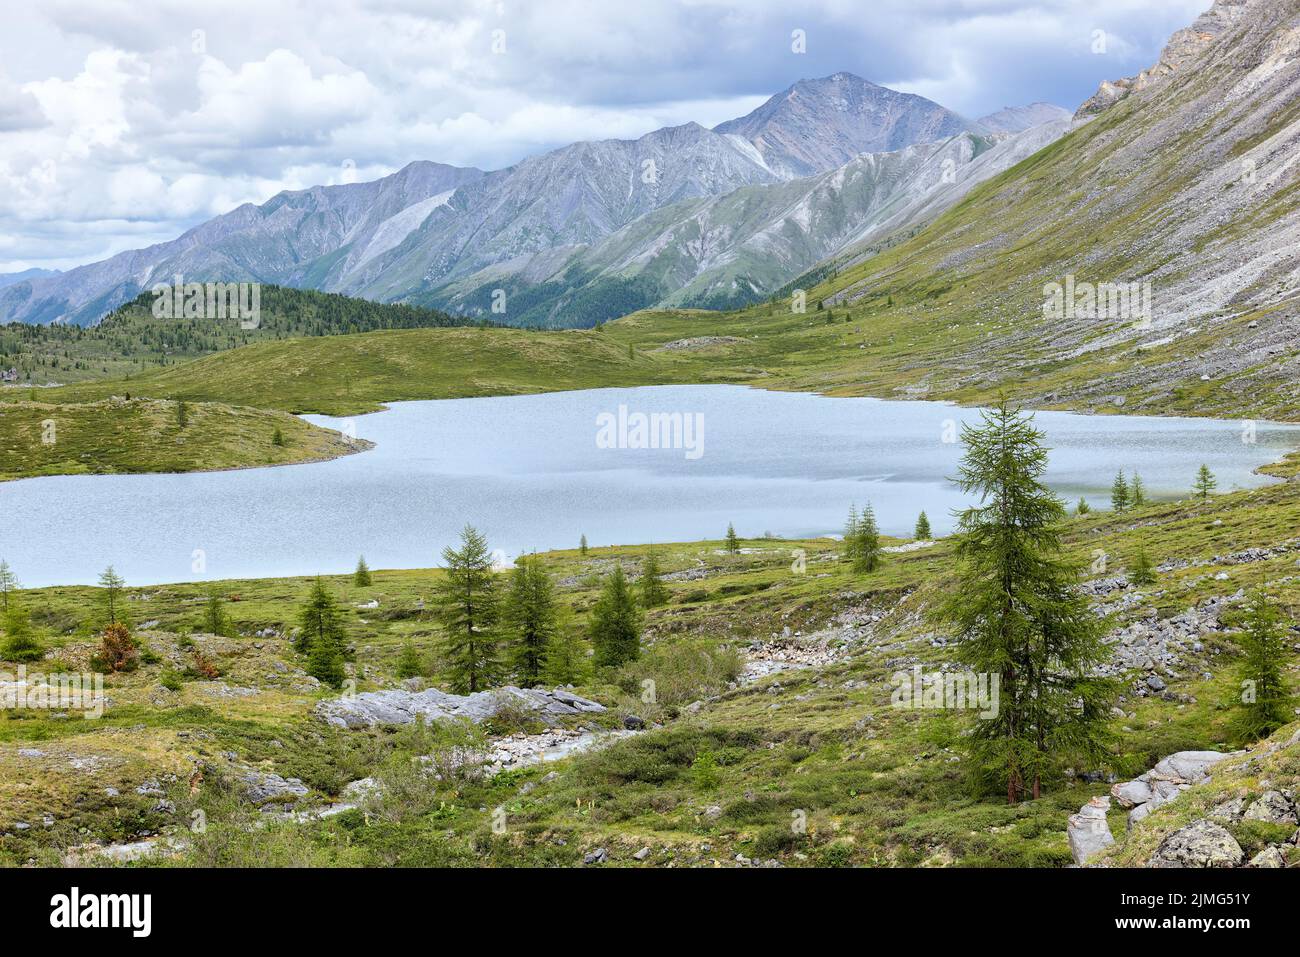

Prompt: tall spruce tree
xmin=436 ymin=525 xmax=502 ymax=693
xmin=1234 ymin=590 xmax=1291 ymax=742
xmin=296 ymin=578 xmax=348 ymax=686
xmin=854 ymin=503 xmax=883 ymax=573
xmin=1110 ymin=471 xmax=1130 ymax=512
xmin=638 ymin=551 xmax=670 ymax=608
xmin=1130 ymin=473 xmax=1146 ymax=507
xmin=590 ymin=565 xmax=642 ymax=667
xmin=942 ymin=400 xmax=1116 ymax=803
xmin=1193 ymin=464 xmax=1217 ymax=501
xmin=579 ymin=534 xmax=589 ymax=556
xmin=504 ymin=555 xmax=557 ymax=686
xmin=914 ymin=511 xmax=931 ymax=540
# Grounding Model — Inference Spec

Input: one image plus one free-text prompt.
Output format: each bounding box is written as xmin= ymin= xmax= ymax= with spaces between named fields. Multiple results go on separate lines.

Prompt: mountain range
xmin=0 ymin=74 xmax=1069 ymax=328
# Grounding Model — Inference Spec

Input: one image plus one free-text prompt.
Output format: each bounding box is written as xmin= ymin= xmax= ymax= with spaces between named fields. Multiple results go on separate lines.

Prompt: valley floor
xmin=3 ymin=459 xmax=1298 ymax=867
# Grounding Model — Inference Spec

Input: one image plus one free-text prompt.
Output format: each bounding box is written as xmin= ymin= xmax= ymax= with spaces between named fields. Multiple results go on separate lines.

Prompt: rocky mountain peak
xmin=1075 ymin=0 xmax=1257 ymax=118
xmin=714 ymin=71 xmax=971 ymax=178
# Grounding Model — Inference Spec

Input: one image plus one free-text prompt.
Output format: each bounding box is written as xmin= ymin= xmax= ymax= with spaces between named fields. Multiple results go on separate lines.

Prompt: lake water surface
xmin=4 ymin=385 xmax=1297 ymax=586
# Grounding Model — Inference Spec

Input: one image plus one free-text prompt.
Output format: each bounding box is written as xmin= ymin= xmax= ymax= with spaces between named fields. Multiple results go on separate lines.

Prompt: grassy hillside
xmin=1 ymin=457 xmax=1296 ymax=867
xmin=0 ymin=399 xmax=363 ymax=482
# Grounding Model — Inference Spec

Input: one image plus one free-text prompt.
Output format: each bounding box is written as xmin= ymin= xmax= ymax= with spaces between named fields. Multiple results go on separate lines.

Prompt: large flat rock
xmin=316 ymin=686 xmax=605 ymax=730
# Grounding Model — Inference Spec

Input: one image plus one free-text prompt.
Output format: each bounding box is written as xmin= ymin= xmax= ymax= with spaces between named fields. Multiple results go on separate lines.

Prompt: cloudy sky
xmin=0 ymin=0 xmax=1209 ymax=272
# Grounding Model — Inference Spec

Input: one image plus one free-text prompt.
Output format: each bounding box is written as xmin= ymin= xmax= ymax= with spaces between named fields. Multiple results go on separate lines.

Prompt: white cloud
xmin=0 ymin=0 xmax=1211 ymax=272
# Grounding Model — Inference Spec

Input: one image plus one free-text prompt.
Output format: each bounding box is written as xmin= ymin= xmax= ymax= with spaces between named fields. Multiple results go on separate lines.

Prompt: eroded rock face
xmin=315 ymin=686 xmax=605 ymax=730
xmin=1149 ymin=819 xmax=1244 ymax=868
xmin=1111 ymin=750 xmax=1240 ymax=831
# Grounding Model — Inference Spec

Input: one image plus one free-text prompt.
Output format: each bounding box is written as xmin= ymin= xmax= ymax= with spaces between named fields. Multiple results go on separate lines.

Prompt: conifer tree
xmin=854 ymin=503 xmax=883 ymax=573
xmin=396 ymin=640 xmax=426 ymax=679
xmin=354 ymin=556 xmax=372 ymax=587
xmin=504 ymin=555 xmax=557 ymax=686
xmin=543 ymin=627 xmax=588 ymax=686
xmin=724 ymin=523 xmax=740 ymax=555
xmin=638 ymin=551 xmax=670 ymax=608
xmin=941 ymin=400 xmax=1116 ymax=803
xmin=296 ymin=579 xmax=345 ymax=655
xmin=1130 ymin=546 xmax=1156 ymax=586
xmin=436 ymin=525 xmax=502 ymax=693
xmin=1076 ymin=497 xmax=1091 ymax=515
xmin=307 ymin=631 xmax=346 ymax=688
xmin=914 ymin=511 xmax=931 ymax=540
xmin=579 ymin=534 xmax=589 ymax=556
xmin=1193 ymin=464 xmax=1217 ymax=501
xmin=843 ymin=504 xmax=861 ymax=566
xmin=98 ymin=566 xmax=126 ymax=625
xmin=0 ymin=560 xmax=18 ymax=612
xmin=201 ymin=589 xmax=230 ymax=636
xmin=1110 ymin=471 xmax=1129 ymax=512
xmin=1129 ymin=473 xmax=1146 ymax=507
xmin=1 ymin=601 xmax=42 ymax=662
xmin=176 ymin=400 xmax=188 ymax=429
xmin=1234 ymin=590 xmax=1291 ymax=742
xmin=590 ymin=565 xmax=642 ymax=667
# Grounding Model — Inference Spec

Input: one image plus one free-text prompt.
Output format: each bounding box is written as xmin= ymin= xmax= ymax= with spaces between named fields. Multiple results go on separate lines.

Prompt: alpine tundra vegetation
xmin=0 ymin=0 xmax=1298 ymax=877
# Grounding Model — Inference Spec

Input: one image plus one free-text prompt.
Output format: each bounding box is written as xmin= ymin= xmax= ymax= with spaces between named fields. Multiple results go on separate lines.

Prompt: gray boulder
xmin=1149 ymin=820 xmax=1244 ymax=868
xmin=239 ymin=770 xmax=309 ymax=804
xmin=1248 ymin=846 xmax=1286 ymax=868
xmin=316 ymin=686 xmax=605 ymax=729
xmin=1148 ymin=751 xmax=1234 ymax=784
xmin=1242 ymin=790 xmax=1298 ymax=825
xmin=1111 ymin=780 xmax=1153 ymax=808
xmin=1068 ymin=796 xmax=1115 ymax=865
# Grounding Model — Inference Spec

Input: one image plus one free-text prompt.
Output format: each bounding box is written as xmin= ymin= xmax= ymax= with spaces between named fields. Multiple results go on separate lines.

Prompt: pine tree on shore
xmin=914 ymin=511 xmax=931 ymax=540
xmin=638 ymin=551 xmax=670 ymax=608
xmin=854 ymin=503 xmax=883 ymax=573
xmin=1130 ymin=473 xmax=1146 ymax=507
xmin=942 ymin=400 xmax=1116 ymax=803
xmin=1193 ymin=464 xmax=1217 ymax=501
xmin=436 ymin=525 xmax=502 ymax=693
xmin=1076 ymin=497 xmax=1091 ymax=516
xmin=504 ymin=555 xmax=557 ymax=687
xmin=590 ymin=565 xmax=642 ymax=667
xmin=1111 ymin=471 xmax=1129 ymax=512
xmin=1234 ymin=590 xmax=1290 ymax=742
xmin=843 ymin=505 xmax=861 ymax=566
